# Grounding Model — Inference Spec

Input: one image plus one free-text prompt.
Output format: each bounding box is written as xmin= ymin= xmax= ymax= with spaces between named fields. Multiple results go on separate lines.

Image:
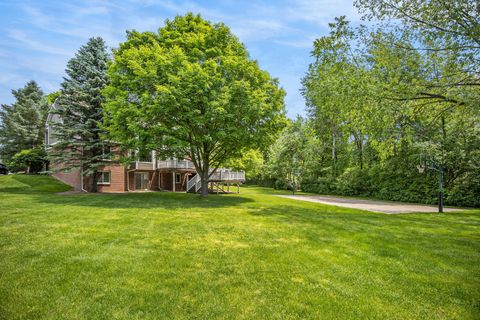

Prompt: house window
xmin=175 ymin=173 xmax=181 ymax=184
xmin=45 ymin=126 xmax=58 ymax=146
xmin=102 ymin=144 xmax=112 ymax=157
xmin=98 ymin=171 xmax=111 ymax=185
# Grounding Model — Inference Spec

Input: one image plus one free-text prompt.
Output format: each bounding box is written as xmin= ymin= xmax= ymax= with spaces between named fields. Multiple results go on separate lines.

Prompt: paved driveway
xmin=277 ymin=195 xmax=463 ymax=214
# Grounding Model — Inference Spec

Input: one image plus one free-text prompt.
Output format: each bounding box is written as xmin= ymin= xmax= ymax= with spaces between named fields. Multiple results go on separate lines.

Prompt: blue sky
xmin=0 ymin=0 xmax=361 ymax=118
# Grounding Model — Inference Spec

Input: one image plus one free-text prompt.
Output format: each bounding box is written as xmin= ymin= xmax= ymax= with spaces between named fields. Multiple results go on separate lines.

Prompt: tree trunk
xmin=200 ymin=168 xmax=209 ymax=197
xmin=91 ymin=170 xmax=99 ymax=193
xmin=332 ymin=131 xmax=337 ymax=176
xmin=355 ymin=134 xmax=363 ymax=170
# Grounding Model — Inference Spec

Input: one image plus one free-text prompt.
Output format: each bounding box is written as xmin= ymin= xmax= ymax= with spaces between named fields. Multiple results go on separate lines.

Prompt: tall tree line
xmin=260 ymin=0 xmax=480 ymax=207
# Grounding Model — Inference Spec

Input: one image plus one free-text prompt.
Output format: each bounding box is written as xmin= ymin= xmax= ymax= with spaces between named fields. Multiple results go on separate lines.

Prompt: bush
xmin=336 ymin=167 xmax=373 ymax=196
xmin=245 ymin=177 xmax=275 ymax=188
xmin=299 ymin=161 xmax=477 ymax=206
xmin=274 ymin=179 xmax=292 ymax=190
xmin=9 ymin=148 xmax=47 ymax=174
xmin=301 ymin=176 xmax=337 ymax=194
xmin=446 ymin=172 xmax=480 ymax=207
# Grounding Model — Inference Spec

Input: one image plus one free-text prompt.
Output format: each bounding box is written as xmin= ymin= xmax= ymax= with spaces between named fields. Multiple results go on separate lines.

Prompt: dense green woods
xmin=254 ymin=0 xmax=480 ymax=207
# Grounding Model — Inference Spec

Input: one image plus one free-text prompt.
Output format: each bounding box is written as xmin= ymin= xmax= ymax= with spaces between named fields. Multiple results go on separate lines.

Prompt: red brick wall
xmin=128 ymin=171 xmax=135 ymax=191
xmin=51 ymin=160 xmax=195 ymax=193
xmin=51 ymin=163 xmax=82 ymax=191
xmin=158 ymin=171 xmax=193 ymax=191
xmin=48 ymin=145 xmax=130 ymax=192
xmin=151 ymin=171 xmax=159 ymax=191
xmin=159 ymin=172 xmax=173 ymax=190
xmin=97 ymin=164 xmax=127 ymax=192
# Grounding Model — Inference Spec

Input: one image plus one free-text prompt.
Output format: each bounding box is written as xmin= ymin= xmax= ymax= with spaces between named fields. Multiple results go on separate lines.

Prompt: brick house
xmin=45 ymin=103 xmax=245 ymax=193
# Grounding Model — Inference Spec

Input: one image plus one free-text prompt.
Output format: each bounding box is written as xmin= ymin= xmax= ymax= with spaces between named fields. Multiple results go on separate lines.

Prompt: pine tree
xmin=0 ymin=81 xmax=49 ymax=162
xmin=49 ymin=37 xmax=110 ymax=192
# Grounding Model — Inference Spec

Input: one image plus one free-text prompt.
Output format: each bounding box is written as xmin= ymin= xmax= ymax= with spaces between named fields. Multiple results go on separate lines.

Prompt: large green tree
xmin=49 ymin=37 xmax=110 ymax=192
xmin=0 ymin=81 xmax=49 ymax=162
xmin=355 ymin=0 xmax=480 ymax=110
xmin=104 ymin=13 xmax=286 ymax=197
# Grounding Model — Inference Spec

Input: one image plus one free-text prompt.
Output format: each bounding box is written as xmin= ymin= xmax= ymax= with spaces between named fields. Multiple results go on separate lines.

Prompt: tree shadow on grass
xmin=1 ymin=174 xmax=253 ymax=210
xmin=28 ymin=190 xmax=254 ymax=210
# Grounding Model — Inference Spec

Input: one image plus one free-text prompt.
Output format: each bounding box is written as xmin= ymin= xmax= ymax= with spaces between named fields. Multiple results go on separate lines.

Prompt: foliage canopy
xmin=104 ymin=13 xmax=286 ymax=196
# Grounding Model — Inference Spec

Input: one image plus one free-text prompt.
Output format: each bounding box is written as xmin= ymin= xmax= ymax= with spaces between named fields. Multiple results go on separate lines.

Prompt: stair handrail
xmin=195 ymin=176 xmax=202 ymax=192
xmin=186 ymin=174 xmax=200 ymax=192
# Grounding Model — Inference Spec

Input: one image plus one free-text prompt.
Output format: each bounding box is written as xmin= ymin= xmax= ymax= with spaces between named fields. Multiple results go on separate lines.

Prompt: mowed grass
xmin=0 ymin=175 xmax=479 ymax=320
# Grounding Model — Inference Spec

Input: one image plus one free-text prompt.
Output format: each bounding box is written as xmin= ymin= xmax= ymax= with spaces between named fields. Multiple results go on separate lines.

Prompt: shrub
xmin=9 ymin=148 xmax=47 ymax=174
xmin=274 ymin=179 xmax=292 ymax=190
xmin=301 ymin=176 xmax=337 ymax=194
xmin=446 ymin=172 xmax=480 ymax=207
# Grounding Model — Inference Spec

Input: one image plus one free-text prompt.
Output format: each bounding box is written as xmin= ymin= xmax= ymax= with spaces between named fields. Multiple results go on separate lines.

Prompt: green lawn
xmin=0 ymin=175 xmax=479 ymax=319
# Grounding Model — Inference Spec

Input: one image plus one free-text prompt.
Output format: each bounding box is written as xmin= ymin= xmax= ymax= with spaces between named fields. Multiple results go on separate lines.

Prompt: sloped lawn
xmin=0 ymin=175 xmax=479 ymax=319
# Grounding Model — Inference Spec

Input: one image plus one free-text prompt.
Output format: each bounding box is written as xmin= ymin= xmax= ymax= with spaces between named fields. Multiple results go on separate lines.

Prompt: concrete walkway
xmin=277 ymin=195 xmax=463 ymax=214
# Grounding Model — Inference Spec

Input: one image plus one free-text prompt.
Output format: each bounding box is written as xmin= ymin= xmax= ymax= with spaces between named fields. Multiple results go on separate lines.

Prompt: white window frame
xmin=175 ymin=173 xmax=181 ymax=184
xmin=98 ymin=171 xmax=111 ymax=185
xmin=102 ymin=144 xmax=111 ymax=156
xmin=101 ymin=143 xmax=112 ymax=161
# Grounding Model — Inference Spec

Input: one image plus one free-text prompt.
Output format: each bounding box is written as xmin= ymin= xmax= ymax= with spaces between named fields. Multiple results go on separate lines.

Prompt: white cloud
xmin=6 ymin=29 xmax=72 ymax=56
xmin=22 ymin=4 xmax=53 ymax=28
xmin=231 ymin=19 xmax=297 ymax=42
xmin=284 ymin=0 xmax=362 ymax=25
xmin=0 ymin=73 xmax=24 ymax=85
xmin=0 ymin=49 xmax=9 ymax=57
xmin=18 ymin=2 xmax=162 ymax=46
xmin=75 ymin=5 xmax=111 ymax=16
xmin=273 ymin=38 xmax=315 ymax=49
xmin=154 ymin=0 xmax=228 ymax=21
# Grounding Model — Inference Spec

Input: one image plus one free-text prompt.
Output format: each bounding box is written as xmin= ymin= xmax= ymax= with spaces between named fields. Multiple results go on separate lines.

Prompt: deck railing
xmin=186 ymin=174 xmax=201 ymax=192
xmin=157 ymin=159 xmax=195 ymax=170
xmin=186 ymin=169 xmax=245 ymax=192
xmin=209 ymin=170 xmax=245 ymax=181
xmin=131 ymin=161 xmax=155 ymax=170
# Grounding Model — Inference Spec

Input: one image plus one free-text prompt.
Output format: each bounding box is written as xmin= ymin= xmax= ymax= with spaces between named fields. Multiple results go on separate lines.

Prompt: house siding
xmin=45 ymin=102 xmax=207 ymax=193
xmin=158 ymin=171 xmax=193 ymax=192
xmin=97 ymin=164 xmax=127 ymax=192
xmin=52 ymin=168 xmax=82 ymax=191
xmin=128 ymin=171 xmax=135 ymax=191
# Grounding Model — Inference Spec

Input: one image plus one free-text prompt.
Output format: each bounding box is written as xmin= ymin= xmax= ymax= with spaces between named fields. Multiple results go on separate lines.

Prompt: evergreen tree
xmin=0 ymin=81 xmax=48 ymax=162
xmin=49 ymin=37 xmax=110 ymax=192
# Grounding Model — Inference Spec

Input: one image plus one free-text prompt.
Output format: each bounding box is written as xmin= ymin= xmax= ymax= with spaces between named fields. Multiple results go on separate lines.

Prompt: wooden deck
xmin=186 ymin=169 xmax=246 ymax=193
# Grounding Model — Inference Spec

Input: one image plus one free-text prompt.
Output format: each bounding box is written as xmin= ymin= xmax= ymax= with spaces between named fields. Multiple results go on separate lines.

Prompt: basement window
xmin=98 ymin=171 xmax=111 ymax=185
xmin=175 ymin=173 xmax=181 ymax=184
